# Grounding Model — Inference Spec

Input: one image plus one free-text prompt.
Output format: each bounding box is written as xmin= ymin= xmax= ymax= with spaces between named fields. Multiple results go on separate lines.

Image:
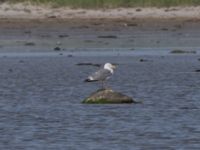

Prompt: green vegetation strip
xmin=3 ymin=0 xmax=200 ymax=8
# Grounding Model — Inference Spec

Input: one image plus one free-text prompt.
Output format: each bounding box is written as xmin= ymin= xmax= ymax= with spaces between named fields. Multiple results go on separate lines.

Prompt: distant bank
xmin=4 ymin=0 xmax=200 ymax=8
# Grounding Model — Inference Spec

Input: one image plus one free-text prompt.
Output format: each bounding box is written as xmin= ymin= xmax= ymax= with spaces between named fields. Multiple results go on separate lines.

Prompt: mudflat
xmin=0 ymin=17 xmax=200 ymax=52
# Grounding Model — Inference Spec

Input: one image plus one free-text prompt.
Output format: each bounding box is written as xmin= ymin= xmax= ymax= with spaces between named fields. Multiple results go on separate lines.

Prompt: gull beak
xmin=112 ymin=64 xmax=117 ymax=69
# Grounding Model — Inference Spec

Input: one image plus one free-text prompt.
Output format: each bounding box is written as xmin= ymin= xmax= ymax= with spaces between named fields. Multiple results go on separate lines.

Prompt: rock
xmin=8 ymin=68 xmax=13 ymax=73
xmin=161 ymin=28 xmax=169 ymax=31
xmin=25 ymin=42 xmax=35 ymax=46
xmin=19 ymin=60 xmax=24 ymax=63
xmin=24 ymin=30 xmax=31 ymax=34
xmin=82 ymin=89 xmax=136 ymax=104
xmin=58 ymin=34 xmax=69 ymax=38
xmin=174 ymin=24 xmax=182 ymax=29
xmin=47 ymin=15 xmax=57 ymax=19
xmin=76 ymin=63 xmax=101 ymax=67
xmin=136 ymin=8 xmax=142 ymax=12
xmin=98 ymin=35 xmax=118 ymax=39
xmin=126 ymin=23 xmax=138 ymax=27
xmin=54 ymin=47 xmax=61 ymax=51
xmin=195 ymin=69 xmax=200 ymax=72
xmin=170 ymin=49 xmax=196 ymax=54
xmin=140 ymin=58 xmax=148 ymax=62
xmin=67 ymin=54 xmax=73 ymax=57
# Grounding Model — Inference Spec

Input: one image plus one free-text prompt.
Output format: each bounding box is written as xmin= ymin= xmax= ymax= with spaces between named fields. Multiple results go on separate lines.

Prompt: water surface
xmin=0 ymin=51 xmax=200 ymax=150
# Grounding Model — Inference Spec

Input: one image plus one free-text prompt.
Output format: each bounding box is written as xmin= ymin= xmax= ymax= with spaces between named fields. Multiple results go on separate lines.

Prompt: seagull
xmin=85 ymin=63 xmax=116 ymax=89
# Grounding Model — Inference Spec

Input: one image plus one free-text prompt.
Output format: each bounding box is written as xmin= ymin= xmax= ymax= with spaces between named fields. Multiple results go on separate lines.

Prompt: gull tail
xmin=84 ymin=79 xmax=97 ymax=82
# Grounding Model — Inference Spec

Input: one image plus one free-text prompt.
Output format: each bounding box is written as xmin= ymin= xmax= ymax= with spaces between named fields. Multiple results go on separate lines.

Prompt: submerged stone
xmin=82 ymin=89 xmax=136 ymax=104
xmin=170 ymin=49 xmax=196 ymax=54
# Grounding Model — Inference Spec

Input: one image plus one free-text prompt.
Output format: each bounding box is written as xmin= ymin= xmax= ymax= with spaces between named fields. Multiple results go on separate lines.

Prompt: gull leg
xmin=101 ymin=80 xmax=110 ymax=90
xmin=104 ymin=81 xmax=111 ymax=90
xmin=101 ymin=80 xmax=105 ymax=89
xmin=101 ymin=80 xmax=108 ymax=90
xmin=103 ymin=81 xmax=110 ymax=90
xmin=104 ymin=81 xmax=106 ymax=89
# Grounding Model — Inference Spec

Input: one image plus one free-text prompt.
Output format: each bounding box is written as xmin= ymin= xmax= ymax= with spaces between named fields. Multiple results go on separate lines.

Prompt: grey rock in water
xmin=82 ymin=89 xmax=136 ymax=104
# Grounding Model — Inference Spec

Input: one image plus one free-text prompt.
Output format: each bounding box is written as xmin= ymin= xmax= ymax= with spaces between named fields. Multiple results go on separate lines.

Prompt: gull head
xmin=104 ymin=63 xmax=117 ymax=73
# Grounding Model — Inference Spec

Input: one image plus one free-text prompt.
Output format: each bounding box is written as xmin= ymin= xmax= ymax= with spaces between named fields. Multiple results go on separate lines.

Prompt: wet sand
xmin=0 ymin=18 xmax=200 ymax=52
xmin=0 ymin=3 xmax=200 ymax=52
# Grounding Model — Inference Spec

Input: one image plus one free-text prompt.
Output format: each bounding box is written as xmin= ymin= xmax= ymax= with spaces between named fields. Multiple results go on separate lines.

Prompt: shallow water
xmin=0 ymin=51 xmax=200 ymax=150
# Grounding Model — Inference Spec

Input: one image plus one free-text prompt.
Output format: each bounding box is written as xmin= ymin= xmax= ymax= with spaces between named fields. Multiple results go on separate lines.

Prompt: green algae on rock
xmin=82 ymin=89 xmax=135 ymax=104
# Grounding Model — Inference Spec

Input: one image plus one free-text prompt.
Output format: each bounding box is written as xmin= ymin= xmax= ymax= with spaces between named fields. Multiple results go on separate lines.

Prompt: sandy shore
xmin=0 ymin=3 xmax=200 ymax=53
xmin=1 ymin=3 xmax=200 ymax=19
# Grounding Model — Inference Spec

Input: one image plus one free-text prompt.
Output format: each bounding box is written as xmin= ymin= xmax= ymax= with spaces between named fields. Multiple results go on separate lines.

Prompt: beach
xmin=0 ymin=3 xmax=200 ymax=52
xmin=1 ymin=3 xmax=200 ymax=19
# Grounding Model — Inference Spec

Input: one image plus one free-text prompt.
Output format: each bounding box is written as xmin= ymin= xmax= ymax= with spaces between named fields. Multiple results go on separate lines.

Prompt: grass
xmin=4 ymin=0 xmax=200 ymax=8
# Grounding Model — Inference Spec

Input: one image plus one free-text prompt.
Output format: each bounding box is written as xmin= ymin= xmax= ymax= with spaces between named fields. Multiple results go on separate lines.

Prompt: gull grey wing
xmin=90 ymin=68 xmax=112 ymax=81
